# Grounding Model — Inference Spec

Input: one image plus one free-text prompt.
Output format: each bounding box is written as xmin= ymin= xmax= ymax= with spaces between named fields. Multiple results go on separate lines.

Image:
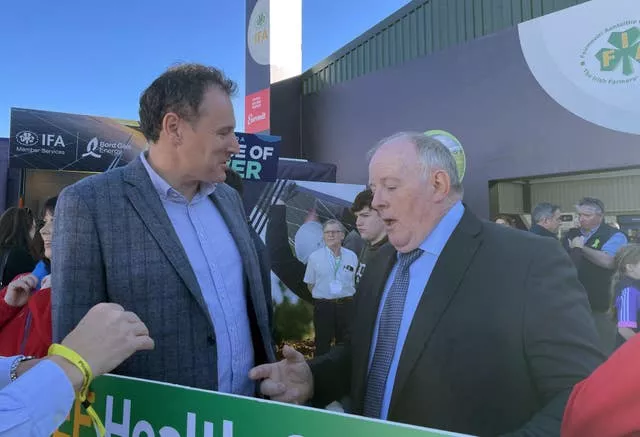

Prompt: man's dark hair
xmin=532 ymin=202 xmax=560 ymax=224
xmin=0 ymin=207 xmax=34 ymax=250
xmin=351 ymin=189 xmax=374 ymax=214
xmin=577 ymin=197 xmax=605 ymax=215
xmin=139 ymin=63 xmax=237 ymax=143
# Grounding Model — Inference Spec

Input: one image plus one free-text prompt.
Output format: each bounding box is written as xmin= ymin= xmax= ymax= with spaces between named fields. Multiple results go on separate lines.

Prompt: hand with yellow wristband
xmin=7 ymin=302 xmax=154 ymax=437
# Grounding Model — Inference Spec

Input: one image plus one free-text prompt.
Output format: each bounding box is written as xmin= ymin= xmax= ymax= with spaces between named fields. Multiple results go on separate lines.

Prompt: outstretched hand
xmin=249 ymin=345 xmax=314 ymax=404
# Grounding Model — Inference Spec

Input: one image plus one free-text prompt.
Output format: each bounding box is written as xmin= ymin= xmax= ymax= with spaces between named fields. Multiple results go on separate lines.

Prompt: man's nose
xmin=372 ymin=191 xmax=385 ymax=211
xmin=229 ymin=135 xmax=240 ymax=154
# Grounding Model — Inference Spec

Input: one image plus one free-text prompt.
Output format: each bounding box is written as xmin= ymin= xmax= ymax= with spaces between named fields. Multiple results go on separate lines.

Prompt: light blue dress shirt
xmin=368 ymin=201 xmax=464 ymax=420
xmin=141 ymin=153 xmax=255 ymax=395
xmin=0 ymin=356 xmax=75 ymax=436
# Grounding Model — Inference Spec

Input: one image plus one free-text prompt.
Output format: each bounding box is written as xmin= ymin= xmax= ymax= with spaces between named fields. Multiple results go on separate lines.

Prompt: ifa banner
xmin=9 ymin=108 xmax=281 ymax=181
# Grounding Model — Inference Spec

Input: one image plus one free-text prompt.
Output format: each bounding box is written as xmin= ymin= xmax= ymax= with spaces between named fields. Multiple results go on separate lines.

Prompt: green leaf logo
xmin=595 ymin=27 xmax=640 ymax=76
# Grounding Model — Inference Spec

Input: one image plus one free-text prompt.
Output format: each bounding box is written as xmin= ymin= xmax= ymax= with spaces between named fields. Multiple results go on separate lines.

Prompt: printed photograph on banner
xmin=242 ymin=177 xmax=367 ymax=359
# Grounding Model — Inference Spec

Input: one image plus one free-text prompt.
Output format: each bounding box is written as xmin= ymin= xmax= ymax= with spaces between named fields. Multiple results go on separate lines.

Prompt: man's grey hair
xmin=323 ymin=219 xmax=345 ymax=233
xmin=367 ymin=132 xmax=463 ymax=194
xmin=577 ymin=197 xmax=605 ymax=215
xmin=532 ymin=202 xmax=560 ymax=224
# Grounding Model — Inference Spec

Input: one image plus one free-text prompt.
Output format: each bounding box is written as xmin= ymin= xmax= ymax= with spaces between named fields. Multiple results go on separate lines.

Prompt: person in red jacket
xmin=562 ymin=244 xmax=640 ymax=437
xmin=0 ymin=196 xmax=56 ymax=357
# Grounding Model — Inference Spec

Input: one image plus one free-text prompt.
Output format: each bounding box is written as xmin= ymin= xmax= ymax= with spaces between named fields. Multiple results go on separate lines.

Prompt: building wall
xmin=302 ymin=0 xmax=590 ymax=95
xmin=300 ymin=25 xmax=639 ymax=219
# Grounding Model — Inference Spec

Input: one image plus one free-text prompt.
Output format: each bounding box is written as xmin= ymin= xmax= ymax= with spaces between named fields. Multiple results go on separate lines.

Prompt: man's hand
xmin=570 ymin=236 xmax=585 ymax=249
xmin=60 ymin=303 xmax=155 ymax=378
xmin=249 ymin=345 xmax=314 ymax=404
xmin=4 ymin=274 xmax=37 ymax=307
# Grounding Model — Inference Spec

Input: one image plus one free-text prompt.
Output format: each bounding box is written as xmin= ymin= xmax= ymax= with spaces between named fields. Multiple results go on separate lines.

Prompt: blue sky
xmin=1 ymin=0 xmax=410 ymax=137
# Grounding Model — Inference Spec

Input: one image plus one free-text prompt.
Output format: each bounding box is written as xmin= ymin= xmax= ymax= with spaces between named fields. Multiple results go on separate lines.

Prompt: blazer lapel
xmin=210 ymin=187 xmax=273 ymax=358
xmin=388 ymin=209 xmax=483 ymax=416
xmin=122 ymin=158 xmax=209 ymax=318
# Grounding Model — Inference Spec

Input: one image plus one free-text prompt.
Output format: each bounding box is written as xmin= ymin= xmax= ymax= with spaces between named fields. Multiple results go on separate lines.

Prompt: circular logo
xmin=247 ymin=0 xmax=270 ymax=66
xmin=15 ymin=130 xmax=39 ymax=147
xmin=424 ymin=130 xmax=466 ymax=182
xmin=580 ymin=23 xmax=640 ymax=86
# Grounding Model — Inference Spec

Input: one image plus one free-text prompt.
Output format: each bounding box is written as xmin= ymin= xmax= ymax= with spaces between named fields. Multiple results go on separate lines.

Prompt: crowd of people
xmin=1 ymin=63 xmax=640 ymax=437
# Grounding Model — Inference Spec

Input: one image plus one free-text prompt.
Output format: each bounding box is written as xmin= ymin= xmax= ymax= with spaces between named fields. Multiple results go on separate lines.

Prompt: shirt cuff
xmin=10 ymin=360 xmax=75 ymax=433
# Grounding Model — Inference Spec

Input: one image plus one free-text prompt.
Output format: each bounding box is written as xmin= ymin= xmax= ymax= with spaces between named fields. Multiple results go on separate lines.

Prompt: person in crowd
xmin=0 ymin=302 xmax=154 ymax=437
xmin=0 ymin=196 xmax=57 ymax=357
xmin=611 ymin=244 xmax=640 ymax=346
xmin=249 ymin=132 xmax=604 ymax=436
xmin=52 ymin=63 xmax=275 ymax=392
xmin=530 ymin=202 xmax=562 ymax=239
xmin=562 ymin=326 xmax=640 ymax=437
xmin=493 ymin=214 xmax=515 ymax=228
xmin=0 ymin=207 xmax=37 ymax=287
xmin=304 ymin=219 xmax=358 ymax=357
xmin=350 ymin=188 xmax=388 ymax=285
xmin=564 ymin=197 xmax=628 ymax=355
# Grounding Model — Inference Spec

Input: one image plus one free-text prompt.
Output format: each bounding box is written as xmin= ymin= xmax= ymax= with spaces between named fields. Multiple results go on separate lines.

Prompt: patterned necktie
xmin=362 ymin=248 xmax=424 ymax=418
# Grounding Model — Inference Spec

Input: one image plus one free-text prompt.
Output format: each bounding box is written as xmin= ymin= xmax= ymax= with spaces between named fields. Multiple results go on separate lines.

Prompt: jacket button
xmin=207 ymin=334 xmax=216 ymax=345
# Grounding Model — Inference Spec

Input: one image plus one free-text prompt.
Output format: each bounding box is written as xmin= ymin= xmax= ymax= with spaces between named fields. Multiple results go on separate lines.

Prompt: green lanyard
xmin=327 ymin=247 xmax=342 ymax=279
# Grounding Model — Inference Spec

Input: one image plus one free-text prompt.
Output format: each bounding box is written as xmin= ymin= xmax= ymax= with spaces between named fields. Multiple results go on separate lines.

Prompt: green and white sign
xmin=54 ymin=374 xmax=471 ymax=437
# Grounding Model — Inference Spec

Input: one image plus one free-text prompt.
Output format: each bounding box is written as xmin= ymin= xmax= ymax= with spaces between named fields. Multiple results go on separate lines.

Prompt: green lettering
xmin=245 ymin=161 xmax=262 ymax=180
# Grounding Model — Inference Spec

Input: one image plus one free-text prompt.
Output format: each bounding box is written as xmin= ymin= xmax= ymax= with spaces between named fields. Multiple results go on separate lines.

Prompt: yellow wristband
xmin=48 ymin=344 xmax=93 ymax=395
xmin=48 ymin=344 xmax=106 ymax=436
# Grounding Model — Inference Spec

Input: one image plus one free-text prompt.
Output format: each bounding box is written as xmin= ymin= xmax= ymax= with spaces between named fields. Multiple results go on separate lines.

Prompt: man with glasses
xmin=304 ymin=220 xmax=358 ymax=357
xmin=530 ymin=202 xmax=562 ymax=239
xmin=564 ymin=197 xmax=628 ymax=354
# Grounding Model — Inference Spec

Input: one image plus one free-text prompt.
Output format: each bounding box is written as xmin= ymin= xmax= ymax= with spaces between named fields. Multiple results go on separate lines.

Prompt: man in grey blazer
xmin=51 ymin=64 xmax=276 ymax=393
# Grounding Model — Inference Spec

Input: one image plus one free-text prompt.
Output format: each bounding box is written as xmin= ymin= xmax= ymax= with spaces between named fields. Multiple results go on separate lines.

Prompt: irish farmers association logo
xmin=581 ymin=21 xmax=640 ymax=85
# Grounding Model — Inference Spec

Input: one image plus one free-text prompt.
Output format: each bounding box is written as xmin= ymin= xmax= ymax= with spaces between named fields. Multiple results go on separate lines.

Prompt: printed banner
xmin=242 ymin=179 xmax=368 ymax=357
xmin=230 ymin=133 xmax=280 ymax=181
xmin=9 ymin=108 xmax=280 ymax=181
xmin=245 ymin=0 xmax=271 ymax=134
xmin=55 ymin=374 xmax=469 ymax=437
xmin=518 ymin=0 xmax=640 ymax=135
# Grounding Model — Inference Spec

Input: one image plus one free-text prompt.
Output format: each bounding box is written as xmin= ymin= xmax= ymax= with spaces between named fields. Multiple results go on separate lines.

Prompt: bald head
xmin=367 ymin=132 xmax=462 ymax=252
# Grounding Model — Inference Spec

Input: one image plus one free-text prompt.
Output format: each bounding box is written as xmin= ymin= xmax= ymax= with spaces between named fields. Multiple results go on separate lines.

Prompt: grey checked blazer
xmin=51 ymin=156 xmax=276 ymax=391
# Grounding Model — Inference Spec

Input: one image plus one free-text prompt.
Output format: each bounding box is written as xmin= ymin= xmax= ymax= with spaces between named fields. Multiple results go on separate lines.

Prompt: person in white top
xmin=304 ymin=219 xmax=358 ymax=357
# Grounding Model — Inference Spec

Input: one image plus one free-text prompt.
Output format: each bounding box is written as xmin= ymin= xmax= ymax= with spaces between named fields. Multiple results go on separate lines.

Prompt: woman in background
xmin=0 ymin=207 xmax=37 ymax=286
xmin=0 ymin=197 xmax=57 ymax=357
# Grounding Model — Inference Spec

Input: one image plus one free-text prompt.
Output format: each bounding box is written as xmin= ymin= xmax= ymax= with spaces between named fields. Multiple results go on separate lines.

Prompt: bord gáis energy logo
xmin=581 ymin=22 xmax=640 ymax=85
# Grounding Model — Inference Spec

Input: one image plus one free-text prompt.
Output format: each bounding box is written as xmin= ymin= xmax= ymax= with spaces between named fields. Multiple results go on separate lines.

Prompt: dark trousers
xmin=313 ymin=298 xmax=353 ymax=357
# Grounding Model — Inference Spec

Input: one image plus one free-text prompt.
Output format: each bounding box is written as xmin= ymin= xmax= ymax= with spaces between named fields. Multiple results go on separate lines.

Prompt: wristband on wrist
xmin=48 ymin=343 xmax=106 ymax=436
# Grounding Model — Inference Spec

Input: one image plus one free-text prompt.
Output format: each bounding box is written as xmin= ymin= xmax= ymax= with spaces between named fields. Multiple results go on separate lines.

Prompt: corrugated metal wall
xmin=303 ymin=0 xmax=591 ymax=95
xmin=530 ymin=169 xmax=640 ymax=214
xmin=495 ymin=181 xmax=525 ymax=213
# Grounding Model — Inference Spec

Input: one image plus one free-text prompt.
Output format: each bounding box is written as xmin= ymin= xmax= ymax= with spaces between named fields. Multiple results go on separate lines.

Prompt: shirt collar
xmin=139 ymin=152 xmax=216 ymax=202
xmin=417 ymin=201 xmax=465 ymax=257
xmin=581 ymin=224 xmax=601 ymax=238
